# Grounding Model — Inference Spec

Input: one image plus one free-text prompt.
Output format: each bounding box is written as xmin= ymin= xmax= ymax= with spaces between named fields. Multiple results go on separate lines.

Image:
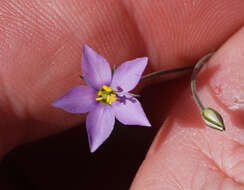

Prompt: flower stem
xmin=140 ymin=65 xmax=194 ymax=81
xmin=191 ymin=52 xmax=214 ymax=111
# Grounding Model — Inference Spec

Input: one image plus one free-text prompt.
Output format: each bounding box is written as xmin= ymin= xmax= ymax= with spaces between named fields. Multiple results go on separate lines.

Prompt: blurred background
xmin=0 ymin=123 xmax=157 ymax=190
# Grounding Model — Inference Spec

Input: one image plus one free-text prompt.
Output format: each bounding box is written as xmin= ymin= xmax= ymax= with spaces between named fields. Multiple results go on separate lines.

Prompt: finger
xmin=124 ymin=0 xmax=244 ymax=68
xmin=131 ymin=27 xmax=244 ymax=189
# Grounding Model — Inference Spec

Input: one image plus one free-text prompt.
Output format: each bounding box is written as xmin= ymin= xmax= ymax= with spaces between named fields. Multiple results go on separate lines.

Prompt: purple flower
xmin=52 ymin=45 xmax=151 ymax=152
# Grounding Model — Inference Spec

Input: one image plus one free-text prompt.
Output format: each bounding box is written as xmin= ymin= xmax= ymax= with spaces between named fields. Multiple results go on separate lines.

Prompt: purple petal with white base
xmin=82 ymin=45 xmax=112 ymax=90
xmin=111 ymin=57 xmax=148 ymax=92
xmin=52 ymin=85 xmax=97 ymax=113
xmin=112 ymin=95 xmax=151 ymax=127
xmin=86 ymin=104 xmax=115 ymax=152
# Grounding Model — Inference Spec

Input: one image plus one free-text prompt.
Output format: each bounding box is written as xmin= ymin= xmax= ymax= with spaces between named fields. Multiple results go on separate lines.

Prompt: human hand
xmin=1 ymin=0 xmax=244 ymax=189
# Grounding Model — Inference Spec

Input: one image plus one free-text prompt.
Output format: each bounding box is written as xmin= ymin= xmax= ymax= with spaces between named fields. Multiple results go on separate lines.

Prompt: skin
xmin=1 ymin=0 xmax=244 ymax=189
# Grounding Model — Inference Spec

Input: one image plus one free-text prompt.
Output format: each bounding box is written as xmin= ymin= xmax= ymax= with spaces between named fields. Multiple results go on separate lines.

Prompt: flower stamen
xmin=96 ymin=85 xmax=117 ymax=105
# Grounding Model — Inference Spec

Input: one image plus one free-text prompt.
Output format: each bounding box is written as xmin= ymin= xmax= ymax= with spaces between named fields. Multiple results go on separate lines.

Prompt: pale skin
xmin=1 ymin=0 xmax=244 ymax=189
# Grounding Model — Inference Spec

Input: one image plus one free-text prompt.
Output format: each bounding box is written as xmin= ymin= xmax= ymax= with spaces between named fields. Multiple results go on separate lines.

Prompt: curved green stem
xmin=191 ymin=52 xmax=214 ymax=111
xmin=140 ymin=65 xmax=194 ymax=81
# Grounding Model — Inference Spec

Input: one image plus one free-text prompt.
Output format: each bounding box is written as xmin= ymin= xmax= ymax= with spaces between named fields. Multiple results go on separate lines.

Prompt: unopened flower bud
xmin=201 ymin=107 xmax=225 ymax=131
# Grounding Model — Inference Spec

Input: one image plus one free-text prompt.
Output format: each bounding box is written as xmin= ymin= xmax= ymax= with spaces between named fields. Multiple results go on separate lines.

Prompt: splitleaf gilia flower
xmin=52 ymin=45 xmax=151 ymax=152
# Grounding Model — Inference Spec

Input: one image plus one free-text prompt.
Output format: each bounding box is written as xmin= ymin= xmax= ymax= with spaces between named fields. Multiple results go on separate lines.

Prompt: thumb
xmin=130 ymin=27 xmax=244 ymax=189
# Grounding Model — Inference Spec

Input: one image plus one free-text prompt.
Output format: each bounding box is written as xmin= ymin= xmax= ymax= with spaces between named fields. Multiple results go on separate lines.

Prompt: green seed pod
xmin=201 ymin=107 xmax=225 ymax=131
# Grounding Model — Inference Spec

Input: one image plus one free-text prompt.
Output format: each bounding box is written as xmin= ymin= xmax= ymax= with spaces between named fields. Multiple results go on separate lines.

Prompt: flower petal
xmin=112 ymin=95 xmax=151 ymax=126
xmin=86 ymin=104 xmax=115 ymax=152
xmin=82 ymin=44 xmax=112 ymax=90
xmin=111 ymin=57 xmax=148 ymax=92
xmin=52 ymin=85 xmax=97 ymax=113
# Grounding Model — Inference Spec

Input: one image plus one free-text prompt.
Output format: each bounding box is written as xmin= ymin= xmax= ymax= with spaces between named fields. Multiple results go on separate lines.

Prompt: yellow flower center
xmin=96 ymin=85 xmax=117 ymax=105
